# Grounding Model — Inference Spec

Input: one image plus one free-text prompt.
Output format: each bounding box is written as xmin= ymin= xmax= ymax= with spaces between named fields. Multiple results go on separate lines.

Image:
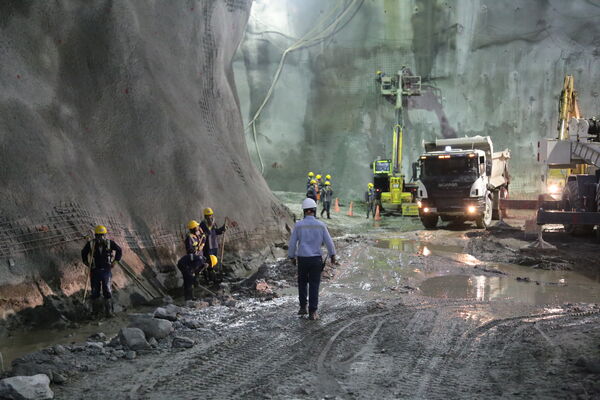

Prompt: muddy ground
xmin=4 ymin=193 xmax=600 ymax=399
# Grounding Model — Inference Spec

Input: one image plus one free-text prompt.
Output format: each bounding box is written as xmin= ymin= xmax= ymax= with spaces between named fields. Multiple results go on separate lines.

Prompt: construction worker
xmin=306 ymin=179 xmax=318 ymax=202
xmin=366 ymin=183 xmax=375 ymax=218
xmin=199 ymin=208 xmax=227 ymax=283
xmin=320 ymin=181 xmax=333 ymax=219
xmin=177 ymin=220 xmax=207 ymax=300
xmin=81 ymin=225 xmax=122 ymax=317
xmin=315 ymin=174 xmax=323 ymax=193
xmin=325 ymin=174 xmax=331 ymax=183
xmin=306 ymin=172 xmax=315 ymax=190
xmin=288 ymin=198 xmax=337 ymax=320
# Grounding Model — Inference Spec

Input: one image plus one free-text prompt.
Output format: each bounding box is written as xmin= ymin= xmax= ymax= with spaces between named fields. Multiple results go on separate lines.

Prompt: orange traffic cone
xmin=374 ymin=205 xmax=381 ymax=221
xmin=334 ymin=198 xmax=340 ymax=213
xmin=346 ymin=201 xmax=354 ymax=216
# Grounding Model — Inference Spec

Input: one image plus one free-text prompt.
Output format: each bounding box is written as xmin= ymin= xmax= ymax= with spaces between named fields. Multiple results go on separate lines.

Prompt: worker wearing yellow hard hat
xmin=81 ymin=225 xmax=123 ymax=317
xmin=306 ymin=172 xmax=315 ymax=190
xmin=200 ymin=207 xmax=228 ymax=284
xmin=320 ymin=181 xmax=334 ymax=219
xmin=366 ymin=183 xmax=376 ymax=219
xmin=176 ymin=219 xmax=207 ymax=300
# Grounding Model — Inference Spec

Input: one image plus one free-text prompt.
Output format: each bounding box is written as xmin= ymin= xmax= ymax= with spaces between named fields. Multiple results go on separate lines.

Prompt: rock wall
xmin=0 ymin=0 xmax=291 ymax=322
xmin=235 ymin=0 xmax=600 ymax=198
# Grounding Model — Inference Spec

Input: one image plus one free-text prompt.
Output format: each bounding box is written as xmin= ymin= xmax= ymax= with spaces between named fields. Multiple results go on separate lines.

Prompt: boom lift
xmin=372 ymin=67 xmax=421 ymax=216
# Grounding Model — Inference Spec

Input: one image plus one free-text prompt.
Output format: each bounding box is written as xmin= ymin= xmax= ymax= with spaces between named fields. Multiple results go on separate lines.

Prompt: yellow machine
xmin=372 ymin=68 xmax=421 ymax=216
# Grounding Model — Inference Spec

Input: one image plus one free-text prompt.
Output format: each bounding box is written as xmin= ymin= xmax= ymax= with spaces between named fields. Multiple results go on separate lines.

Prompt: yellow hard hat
xmin=209 ymin=255 xmax=218 ymax=268
xmin=187 ymin=220 xmax=200 ymax=229
xmin=308 ymin=172 xmax=314 ymax=177
xmin=376 ymin=70 xmax=382 ymax=75
xmin=368 ymin=183 xmax=374 ymax=188
xmin=310 ymin=179 xmax=317 ymax=184
xmin=316 ymin=174 xmax=322 ymax=180
xmin=203 ymin=208 xmax=214 ymax=216
xmin=325 ymin=181 xmax=331 ymax=185
xmin=325 ymin=174 xmax=331 ymax=180
xmin=94 ymin=225 xmax=108 ymax=235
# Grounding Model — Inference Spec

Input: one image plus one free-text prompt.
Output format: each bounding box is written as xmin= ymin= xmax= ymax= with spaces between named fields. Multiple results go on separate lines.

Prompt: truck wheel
xmin=475 ymin=196 xmax=492 ymax=229
xmin=491 ymin=187 xmax=508 ymax=220
xmin=420 ymin=215 xmax=438 ymax=229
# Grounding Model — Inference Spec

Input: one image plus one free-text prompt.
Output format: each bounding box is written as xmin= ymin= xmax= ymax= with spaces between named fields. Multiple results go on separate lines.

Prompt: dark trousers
xmin=297 ymin=256 xmax=323 ymax=312
xmin=320 ymin=201 xmax=331 ymax=218
xmin=90 ymin=268 xmax=112 ymax=299
xmin=178 ymin=255 xmax=204 ymax=300
xmin=366 ymin=201 xmax=374 ymax=218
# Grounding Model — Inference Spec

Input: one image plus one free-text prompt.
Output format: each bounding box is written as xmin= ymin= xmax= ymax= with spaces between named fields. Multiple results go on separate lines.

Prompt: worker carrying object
xmin=315 ymin=174 xmax=323 ymax=198
xmin=177 ymin=220 xmax=208 ymax=300
xmin=365 ymin=183 xmax=375 ymax=219
xmin=288 ymin=198 xmax=337 ymax=321
xmin=306 ymin=172 xmax=315 ymax=190
xmin=320 ymin=181 xmax=333 ymax=219
xmin=81 ymin=225 xmax=122 ymax=317
xmin=199 ymin=207 xmax=227 ymax=284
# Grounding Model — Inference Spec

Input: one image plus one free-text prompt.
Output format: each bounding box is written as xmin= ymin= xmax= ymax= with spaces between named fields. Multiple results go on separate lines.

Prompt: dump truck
xmin=415 ymin=136 xmax=510 ymax=229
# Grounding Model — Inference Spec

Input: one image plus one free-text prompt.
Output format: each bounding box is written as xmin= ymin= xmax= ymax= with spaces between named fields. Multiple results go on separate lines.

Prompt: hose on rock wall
xmin=245 ymin=0 xmax=364 ymax=173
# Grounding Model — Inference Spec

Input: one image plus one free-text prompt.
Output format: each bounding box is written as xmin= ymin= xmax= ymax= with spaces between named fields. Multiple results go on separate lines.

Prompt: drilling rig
xmin=372 ymin=67 xmax=421 ymax=216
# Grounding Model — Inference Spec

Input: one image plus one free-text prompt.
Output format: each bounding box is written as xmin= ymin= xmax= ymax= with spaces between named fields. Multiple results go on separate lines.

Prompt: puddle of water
xmin=336 ymin=237 xmax=600 ymax=306
xmin=419 ymin=273 xmax=600 ymax=305
xmin=0 ymin=312 xmax=143 ymax=368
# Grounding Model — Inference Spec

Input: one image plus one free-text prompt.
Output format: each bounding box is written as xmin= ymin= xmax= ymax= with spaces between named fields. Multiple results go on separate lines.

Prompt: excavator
xmin=371 ymin=67 xmax=421 ymax=216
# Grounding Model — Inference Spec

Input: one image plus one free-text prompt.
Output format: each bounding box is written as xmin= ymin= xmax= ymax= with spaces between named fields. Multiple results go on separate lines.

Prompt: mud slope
xmin=0 ymin=0 xmax=291 ymax=320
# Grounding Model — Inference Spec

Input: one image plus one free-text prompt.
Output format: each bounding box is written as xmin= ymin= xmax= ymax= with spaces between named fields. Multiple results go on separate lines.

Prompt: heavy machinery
xmin=415 ymin=136 xmax=511 ymax=229
xmin=371 ymin=67 xmax=421 ymax=216
xmin=537 ymin=75 xmax=600 ymax=239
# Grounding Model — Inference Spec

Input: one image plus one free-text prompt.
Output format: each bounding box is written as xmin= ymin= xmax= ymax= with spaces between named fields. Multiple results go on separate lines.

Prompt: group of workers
xmin=305 ymin=172 xmax=334 ymax=219
xmin=80 ymin=208 xmax=227 ymax=318
xmin=178 ymin=208 xmax=227 ymax=301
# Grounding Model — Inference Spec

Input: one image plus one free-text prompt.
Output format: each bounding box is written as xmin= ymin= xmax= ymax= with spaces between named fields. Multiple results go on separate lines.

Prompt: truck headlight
xmin=548 ymin=184 xmax=561 ymax=194
xmin=417 ymin=200 xmax=422 ymax=208
xmin=423 ymin=207 xmax=430 ymax=213
xmin=467 ymin=205 xmax=477 ymax=214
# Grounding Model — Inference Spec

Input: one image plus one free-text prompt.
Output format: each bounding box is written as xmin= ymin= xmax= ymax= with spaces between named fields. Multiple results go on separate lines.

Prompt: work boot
xmin=103 ymin=298 xmax=114 ymax=317
xmin=298 ymin=305 xmax=308 ymax=315
xmin=308 ymin=311 xmax=319 ymax=320
xmin=90 ymin=298 xmax=102 ymax=317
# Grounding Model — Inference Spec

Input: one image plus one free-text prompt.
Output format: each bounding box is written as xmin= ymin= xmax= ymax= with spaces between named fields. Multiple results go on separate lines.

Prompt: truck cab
xmin=416 ymin=136 xmax=510 ymax=229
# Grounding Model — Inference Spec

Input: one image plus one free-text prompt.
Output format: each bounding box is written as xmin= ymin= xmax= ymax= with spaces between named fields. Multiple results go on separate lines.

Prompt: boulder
xmin=51 ymin=345 xmax=67 ymax=356
xmin=128 ymin=317 xmax=173 ymax=340
xmin=172 ymin=336 xmax=194 ymax=349
xmin=125 ymin=351 xmax=136 ymax=360
xmin=0 ymin=374 xmax=53 ymax=399
xmin=153 ymin=305 xmax=180 ymax=321
xmin=85 ymin=342 xmax=105 ymax=355
xmin=118 ymin=328 xmax=150 ymax=351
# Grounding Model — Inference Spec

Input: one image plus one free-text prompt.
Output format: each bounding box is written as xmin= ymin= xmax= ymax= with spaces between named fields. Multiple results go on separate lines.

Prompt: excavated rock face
xmin=0 ymin=0 xmax=291 ymax=322
xmin=236 ymin=0 xmax=600 ymax=198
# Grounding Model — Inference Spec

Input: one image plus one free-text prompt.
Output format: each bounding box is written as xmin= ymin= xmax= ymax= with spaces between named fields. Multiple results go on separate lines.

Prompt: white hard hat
xmin=302 ymin=198 xmax=317 ymax=209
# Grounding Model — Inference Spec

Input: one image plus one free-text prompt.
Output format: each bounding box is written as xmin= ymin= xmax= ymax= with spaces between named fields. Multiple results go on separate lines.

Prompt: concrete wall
xmin=0 ymin=0 xmax=291 ymax=322
xmin=235 ymin=0 xmax=600 ymax=199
